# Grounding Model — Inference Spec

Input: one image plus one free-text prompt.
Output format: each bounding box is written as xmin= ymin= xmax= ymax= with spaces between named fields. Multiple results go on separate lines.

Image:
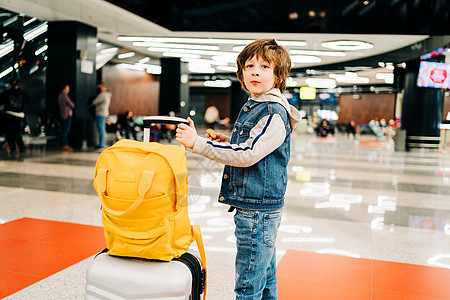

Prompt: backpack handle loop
xmin=94 ymin=169 xmax=155 ymax=216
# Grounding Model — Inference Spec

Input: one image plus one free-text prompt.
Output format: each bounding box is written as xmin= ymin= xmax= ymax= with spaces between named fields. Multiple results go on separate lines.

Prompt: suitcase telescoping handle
xmin=142 ymin=116 xmax=189 ymax=143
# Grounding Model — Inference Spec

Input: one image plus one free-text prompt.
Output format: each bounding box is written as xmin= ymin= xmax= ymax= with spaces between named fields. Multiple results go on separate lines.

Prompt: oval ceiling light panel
xmin=321 ymin=40 xmax=373 ymax=51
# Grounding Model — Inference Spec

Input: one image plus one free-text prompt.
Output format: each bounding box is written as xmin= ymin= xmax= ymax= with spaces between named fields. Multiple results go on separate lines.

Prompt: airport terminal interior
xmin=1 ymin=0 xmax=450 ymax=299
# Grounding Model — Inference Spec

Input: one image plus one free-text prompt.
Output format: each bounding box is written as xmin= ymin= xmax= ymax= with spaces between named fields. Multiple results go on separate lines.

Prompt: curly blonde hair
xmin=236 ymin=39 xmax=291 ymax=93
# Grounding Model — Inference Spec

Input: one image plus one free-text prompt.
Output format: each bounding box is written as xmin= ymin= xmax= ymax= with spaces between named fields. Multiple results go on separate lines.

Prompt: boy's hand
xmin=176 ymin=117 xmax=197 ymax=149
xmin=205 ymin=129 xmax=230 ymax=143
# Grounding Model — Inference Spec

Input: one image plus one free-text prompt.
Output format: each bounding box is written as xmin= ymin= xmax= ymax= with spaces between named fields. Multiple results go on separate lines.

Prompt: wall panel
xmin=102 ymin=64 xmax=159 ymax=116
xmin=338 ymin=93 xmax=396 ymax=125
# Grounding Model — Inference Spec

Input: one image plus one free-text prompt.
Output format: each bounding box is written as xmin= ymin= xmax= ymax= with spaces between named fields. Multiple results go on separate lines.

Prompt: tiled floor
xmin=0 ymin=131 xmax=449 ymax=299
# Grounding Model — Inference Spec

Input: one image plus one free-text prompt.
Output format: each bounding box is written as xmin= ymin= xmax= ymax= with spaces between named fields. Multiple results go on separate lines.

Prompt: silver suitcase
xmin=85 ymin=249 xmax=205 ymax=300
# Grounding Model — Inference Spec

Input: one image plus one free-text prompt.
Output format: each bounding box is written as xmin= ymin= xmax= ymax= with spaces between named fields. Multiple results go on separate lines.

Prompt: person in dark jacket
xmin=116 ymin=110 xmax=137 ymax=140
xmin=0 ymin=78 xmax=29 ymax=157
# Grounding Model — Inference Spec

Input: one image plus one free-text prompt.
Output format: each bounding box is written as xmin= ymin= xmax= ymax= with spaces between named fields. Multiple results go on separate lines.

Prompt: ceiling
xmin=1 ymin=0 xmax=447 ymax=88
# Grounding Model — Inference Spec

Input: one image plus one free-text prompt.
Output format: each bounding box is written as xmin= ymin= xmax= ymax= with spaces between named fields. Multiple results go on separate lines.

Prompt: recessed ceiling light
xmin=23 ymin=17 xmax=37 ymax=27
xmin=321 ymin=40 xmax=373 ymax=50
xmin=216 ymin=65 xmax=238 ymax=72
xmin=204 ymin=80 xmax=232 ymax=88
xmin=35 ymin=44 xmax=48 ymax=55
xmin=162 ymin=52 xmax=201 ymax=59
xmin=23 ymin=22 xmax=48 ymax=41
xmin=148 ymin=47 xmax=238 ymax=57
xmin=118 ymin=63 xmax=145 ymax=71
xmin=119 ymin=36 xmax=254 ymax=45
xmin=0 ymin=66 xmax=13 ymax=78
xmin=133 ymin=42 xmax=220 ymax=50
xmin=286 ymin=77 xmax=298 ymax=87
xmin=290 ymin=50 xmax=346 ymax=57
xmin=278 ymin=40 xmax=307 ymax=47
xmin=212 ymin=55 xmax=238 ymax=64
xmin=188 ymin=61 xmax=212 ymax=69
xmin=376 ymin=73 xmax=394 ymax=80
xmin=118 ymin=52 xmax=135 ymax=59
xmin=234 ymin=42 xmax=307 ymax=52
xmin=118 ymin=36 xmax=307 ymax=47
xmin=290 ymin=55 xmax=322 ymax=63
xmin=189 ymin=66 xmax=215 ymax=73
xmin=139 ymin=57 xmax=150 ymax=63
xmin=100 ymin=47 xmax=119 ymax=54
xmin=329 ymin=72 xmax=370 ymax=83
xmin=335 ymin=76 xmax=370 ymax=84
xmin=0 ymin=40 xmax=14 ymax=58
xmin=180 ymin=58 xmax=228 ymax=66
xmin=305 ymin=78 xmax=336 ymax=88
xmin=146 ymin=65 xmax=162 ymax=75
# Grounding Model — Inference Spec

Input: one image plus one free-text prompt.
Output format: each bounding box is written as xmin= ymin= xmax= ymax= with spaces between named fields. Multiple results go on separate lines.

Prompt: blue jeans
xmin=234 ymin=208 xmax=282 ymax=300
xmin=60 ymin=116 xmax=72 ymax=146
xmin=95 ymin=116 xmax=106 ymax=148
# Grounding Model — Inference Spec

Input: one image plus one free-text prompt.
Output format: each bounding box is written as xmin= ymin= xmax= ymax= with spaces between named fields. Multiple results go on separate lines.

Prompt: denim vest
xmin=218 ymin=99 xmax=291 ymax=211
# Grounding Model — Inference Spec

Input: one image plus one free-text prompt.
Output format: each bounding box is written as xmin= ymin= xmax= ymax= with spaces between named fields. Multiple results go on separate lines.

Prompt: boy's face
xmin=242 ymin=55 xmax=276 ymax=97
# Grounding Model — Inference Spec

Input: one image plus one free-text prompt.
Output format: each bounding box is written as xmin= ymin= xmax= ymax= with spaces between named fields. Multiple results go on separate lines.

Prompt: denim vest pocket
xmin=235 ymin=123 xmax=252 ymax=144
xmin=263 ymin=210 xmax=282 ymax=246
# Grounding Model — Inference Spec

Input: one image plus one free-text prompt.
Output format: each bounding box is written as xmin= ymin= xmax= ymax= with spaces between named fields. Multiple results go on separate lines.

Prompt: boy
xmin=176 ymin=38 xmax=300 ymax=299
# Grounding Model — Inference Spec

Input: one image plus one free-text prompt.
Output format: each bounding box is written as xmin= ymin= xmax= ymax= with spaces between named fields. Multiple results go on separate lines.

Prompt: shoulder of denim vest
xmin=266 ymin=102 xmax=289 ymax=124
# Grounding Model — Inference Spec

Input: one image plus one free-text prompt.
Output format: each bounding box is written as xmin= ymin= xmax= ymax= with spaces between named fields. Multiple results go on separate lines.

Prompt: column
xmin=46 ymin=21 xmax=97 ymax=149
xmin=401 ymin=58 xmax=443 ymax=149
xmin=230 ymin=81 xmax=248 ymax=122
xmin=159 ymin=58 xmax=189 ymax=117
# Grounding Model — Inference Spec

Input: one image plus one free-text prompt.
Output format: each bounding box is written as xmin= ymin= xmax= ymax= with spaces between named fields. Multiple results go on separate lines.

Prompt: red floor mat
xmin=0 ymin=218 xmax=105 ymax=298
xmin=278 ymin=250 xmax=450 ymax=300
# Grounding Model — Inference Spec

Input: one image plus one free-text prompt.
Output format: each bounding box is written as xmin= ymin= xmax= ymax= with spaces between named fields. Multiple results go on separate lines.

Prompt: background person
xmin=0 ymin=78 xmax=29 ymax=157
xmin=316 ymin=119 xmax=334 ymax=137
xmin=58 ymin=84 xmax=75 ymax=151
xmin=92 ymin=83 xmax=111 ymax=149
xmin=346 ymin=119 xmax=357 ymax=139
xmin=116 ymin=110 xmax=137 ymax=140
xmin=176 ymin=38 xmax=301 ymax=299
xmin=204 ymin=105 xmax=220 ymax=129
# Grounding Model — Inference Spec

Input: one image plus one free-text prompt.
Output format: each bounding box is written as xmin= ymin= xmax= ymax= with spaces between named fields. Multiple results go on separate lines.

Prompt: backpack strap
xmin=94 ymin=169 xmax=155 ymax=216
xmin=192 ymin=225 xmax=207 ymax=300
xmin=150 ymin=146 xmax=187 ymax=210
xmin=94 ymin=168 xmax=108 ymax=198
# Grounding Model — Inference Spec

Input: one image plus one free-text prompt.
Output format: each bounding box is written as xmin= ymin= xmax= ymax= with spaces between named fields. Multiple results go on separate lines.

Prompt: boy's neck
xmin=251 ymin=88 xmax=279 ymax=98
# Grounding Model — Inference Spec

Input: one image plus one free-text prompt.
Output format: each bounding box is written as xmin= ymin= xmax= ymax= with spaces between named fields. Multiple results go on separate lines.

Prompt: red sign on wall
xmin=430 ymin=68 xmax=447 ymax=83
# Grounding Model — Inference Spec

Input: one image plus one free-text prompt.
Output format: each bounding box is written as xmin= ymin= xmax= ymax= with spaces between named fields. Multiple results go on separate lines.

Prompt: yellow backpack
xmin=93 ymin=139 xmax=206 ymax=279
